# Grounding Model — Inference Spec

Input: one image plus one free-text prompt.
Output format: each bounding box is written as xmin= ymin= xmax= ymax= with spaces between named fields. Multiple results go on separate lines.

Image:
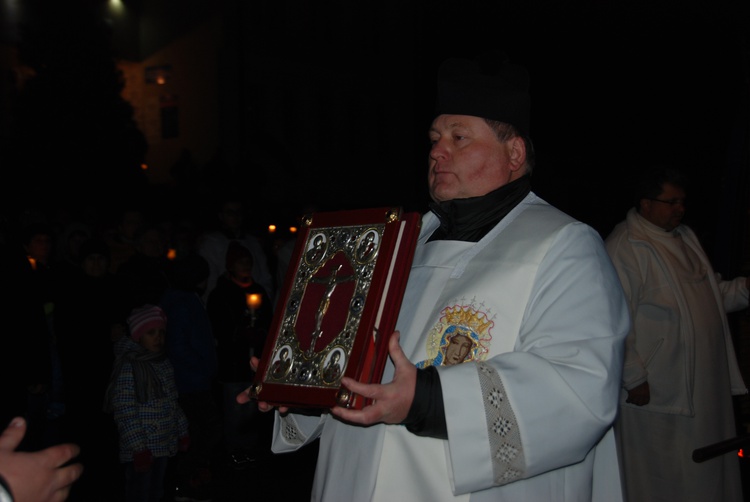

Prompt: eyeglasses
xmin=648 ymin=198 xmax=686 ymax=207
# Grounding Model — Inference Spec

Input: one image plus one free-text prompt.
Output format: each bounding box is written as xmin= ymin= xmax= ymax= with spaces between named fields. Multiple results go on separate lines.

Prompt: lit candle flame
xmin=27 ymin=256 xmax=36 ymax=270
xmin=246 ymin=293 xmax=261 ymax=310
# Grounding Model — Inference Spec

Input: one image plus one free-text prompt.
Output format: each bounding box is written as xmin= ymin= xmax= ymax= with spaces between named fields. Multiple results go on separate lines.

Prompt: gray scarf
xmin=103 ymin=347 xmax=167 ymax=413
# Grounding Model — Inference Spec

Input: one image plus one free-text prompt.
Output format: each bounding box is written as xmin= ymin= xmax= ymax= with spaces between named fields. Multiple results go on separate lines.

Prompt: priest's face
xmin=428 ymin=115 xmax=524 ymax=203
xmin=640 ymin=182 xmax=686 ymax=231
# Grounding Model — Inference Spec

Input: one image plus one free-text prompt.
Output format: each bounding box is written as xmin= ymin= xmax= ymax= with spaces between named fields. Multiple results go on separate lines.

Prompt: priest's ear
xmin=507 ymin=136 xmax=527 ymax=174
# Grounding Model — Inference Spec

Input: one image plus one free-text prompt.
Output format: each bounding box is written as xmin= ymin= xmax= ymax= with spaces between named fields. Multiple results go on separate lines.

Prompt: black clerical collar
xmin=428 ymin=175 xmax=531 ymax=242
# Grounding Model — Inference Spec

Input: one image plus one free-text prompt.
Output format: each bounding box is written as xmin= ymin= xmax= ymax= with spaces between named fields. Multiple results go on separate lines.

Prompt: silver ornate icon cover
xmin=250 ymin=206 xmax=421 ymax=409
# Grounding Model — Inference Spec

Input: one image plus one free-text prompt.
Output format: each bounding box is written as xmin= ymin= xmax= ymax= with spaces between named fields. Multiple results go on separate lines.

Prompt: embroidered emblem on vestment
xmin=416 ymin=299 xmax=493 ymax=368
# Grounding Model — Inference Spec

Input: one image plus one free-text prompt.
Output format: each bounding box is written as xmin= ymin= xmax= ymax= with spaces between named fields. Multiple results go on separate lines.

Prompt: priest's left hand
xmin=331 ymin=331 xmax=416 ymax=425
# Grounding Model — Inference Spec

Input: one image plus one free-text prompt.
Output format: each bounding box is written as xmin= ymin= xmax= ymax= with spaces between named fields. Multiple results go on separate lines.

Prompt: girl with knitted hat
xmin=103 ymin=304 xmax=189 ymax=502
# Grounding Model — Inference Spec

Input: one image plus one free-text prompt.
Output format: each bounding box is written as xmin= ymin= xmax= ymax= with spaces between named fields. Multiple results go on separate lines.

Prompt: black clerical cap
xmin=435 ymin=53 xmax=531 ymax=136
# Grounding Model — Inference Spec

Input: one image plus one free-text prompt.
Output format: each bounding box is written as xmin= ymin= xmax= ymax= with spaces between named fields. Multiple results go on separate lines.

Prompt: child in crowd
xmin=104 ymin=304 xmax=189 ymax=502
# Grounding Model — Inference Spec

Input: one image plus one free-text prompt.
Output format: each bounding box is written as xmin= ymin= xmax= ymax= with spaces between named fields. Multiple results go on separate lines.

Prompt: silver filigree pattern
xmin=265 ymin=223 xmax=385 ymax=388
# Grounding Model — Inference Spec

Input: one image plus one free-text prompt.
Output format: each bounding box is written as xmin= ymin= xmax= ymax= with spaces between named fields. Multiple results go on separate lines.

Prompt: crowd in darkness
xmin=0 ymin=179 xmax=319 ymax=501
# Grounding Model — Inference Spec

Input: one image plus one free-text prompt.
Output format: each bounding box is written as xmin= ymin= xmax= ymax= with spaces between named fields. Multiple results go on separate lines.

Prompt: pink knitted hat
xmin=127 ymin=304 xmax=167 ymax=342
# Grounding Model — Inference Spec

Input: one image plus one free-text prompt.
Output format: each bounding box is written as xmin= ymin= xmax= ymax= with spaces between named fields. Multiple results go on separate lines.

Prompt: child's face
xmin=138 ymin=327 xmax=166 ymax=352
xmin=229 ymin=257 xmax=254 ymax=287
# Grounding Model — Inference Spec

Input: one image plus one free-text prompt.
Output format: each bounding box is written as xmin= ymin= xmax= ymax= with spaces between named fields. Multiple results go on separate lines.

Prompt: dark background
xmin=2 ymin=0 xmax=749 ymax=274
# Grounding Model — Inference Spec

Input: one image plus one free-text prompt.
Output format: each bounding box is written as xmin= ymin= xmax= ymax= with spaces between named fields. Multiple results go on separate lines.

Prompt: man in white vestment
xmin=605 ymin=166 xmax=749 ymax=502
xmin=239 ymin=53 xmax=631 ymax=501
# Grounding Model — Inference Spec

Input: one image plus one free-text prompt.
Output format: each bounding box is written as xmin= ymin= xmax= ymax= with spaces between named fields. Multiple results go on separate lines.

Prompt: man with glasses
xmin=605 ymin=165 xmax=749 ymax=502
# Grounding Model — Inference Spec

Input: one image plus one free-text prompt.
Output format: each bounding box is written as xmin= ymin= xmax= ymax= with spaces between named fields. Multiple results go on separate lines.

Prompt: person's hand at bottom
xmin=0 ymin=417 xmax=83 ymax=502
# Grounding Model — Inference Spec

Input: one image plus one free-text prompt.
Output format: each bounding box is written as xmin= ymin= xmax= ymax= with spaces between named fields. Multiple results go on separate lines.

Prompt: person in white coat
xmin=605 ymin=166 xmax=748 ymax=502
xmin=239 ymin=53 xmax=631 ymax=501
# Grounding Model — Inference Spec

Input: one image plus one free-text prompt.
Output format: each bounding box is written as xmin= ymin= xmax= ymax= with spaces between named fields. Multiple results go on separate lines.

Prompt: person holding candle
xmin=17 ymin=220 xmax=60 ymax=458
xmin=0 ymin=213 xmax=53 ymax=455
xmin=206 ymin=241 xmax=273 ymax=468
xmin=197 ymin=195 xmax=275 ymax=305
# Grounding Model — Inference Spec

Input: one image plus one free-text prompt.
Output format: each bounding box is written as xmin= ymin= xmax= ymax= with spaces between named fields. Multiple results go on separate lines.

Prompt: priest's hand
xmin=236 ymin=356 xmax=289 ymax=414
xmin=625 ymin=381 xmax=650 ymax=406
xmin=331 ymin=331 xmax=416 ymax=425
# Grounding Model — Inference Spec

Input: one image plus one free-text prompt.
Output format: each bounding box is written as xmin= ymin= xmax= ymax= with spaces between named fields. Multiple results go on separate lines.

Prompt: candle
xmin=246 ymin=293 xmax=261 ymax=310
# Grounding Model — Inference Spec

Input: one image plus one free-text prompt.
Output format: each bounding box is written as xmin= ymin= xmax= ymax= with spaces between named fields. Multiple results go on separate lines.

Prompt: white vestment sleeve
xmin=716 ymin=274 xmax=749 ymax=312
